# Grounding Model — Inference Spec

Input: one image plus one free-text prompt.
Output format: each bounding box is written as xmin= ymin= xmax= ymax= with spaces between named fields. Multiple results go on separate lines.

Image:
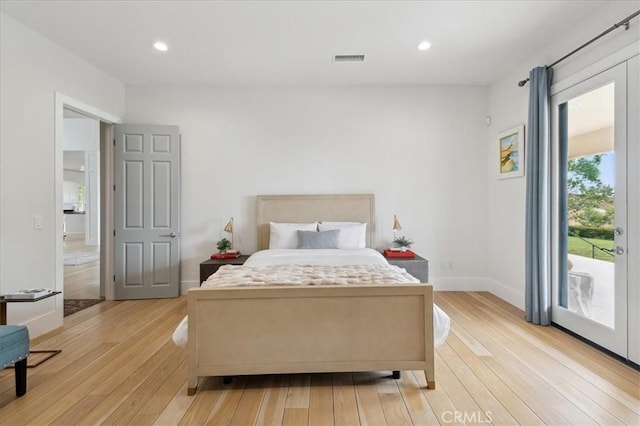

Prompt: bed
xmin=180 ymin=194 xmax=446 ymax=395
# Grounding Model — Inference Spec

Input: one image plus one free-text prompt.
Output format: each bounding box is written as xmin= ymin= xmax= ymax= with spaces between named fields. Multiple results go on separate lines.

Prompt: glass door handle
xmin=615 ymin=246 xmax=624 ymax=255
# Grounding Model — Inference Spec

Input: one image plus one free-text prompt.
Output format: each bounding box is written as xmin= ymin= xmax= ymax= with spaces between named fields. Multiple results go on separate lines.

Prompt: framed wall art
xmin=497 ymin=124 xmax=525 ymax=179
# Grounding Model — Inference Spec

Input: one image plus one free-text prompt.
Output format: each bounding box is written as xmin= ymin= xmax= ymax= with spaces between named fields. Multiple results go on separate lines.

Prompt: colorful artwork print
xmin=497 ymin=125 xmax=525 ymax=179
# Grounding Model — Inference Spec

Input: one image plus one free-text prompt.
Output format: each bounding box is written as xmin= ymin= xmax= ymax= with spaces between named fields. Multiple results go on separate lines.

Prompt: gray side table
xmin=384 ymin=253 xmax=429 ymax=283
xmin=0 ymin=291 xmax=62 ymax=367
xmin=200 ymin=255 xmax=250 ymax=284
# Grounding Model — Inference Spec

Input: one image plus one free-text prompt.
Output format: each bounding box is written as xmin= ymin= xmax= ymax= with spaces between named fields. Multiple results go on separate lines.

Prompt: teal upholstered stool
xmin=0 ymin=325 xmax=30 ymax=397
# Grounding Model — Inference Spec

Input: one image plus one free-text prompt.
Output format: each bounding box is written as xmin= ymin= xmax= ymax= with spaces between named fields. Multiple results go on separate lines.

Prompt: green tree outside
xmin=567 ymin=154 xmax=615 ymax=262
xmin=567 ymin=154 xmax=614 ymax=229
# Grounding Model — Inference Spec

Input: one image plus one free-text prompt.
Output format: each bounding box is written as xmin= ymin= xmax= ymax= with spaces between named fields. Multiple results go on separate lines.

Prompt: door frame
xmin=54 ymin=93 xmax=121 ymax=301
xmin=550 ymin=63 xmax=627 ymax=357
xmin=548 ymin=41 xmax=639 ymax=362
xmin=626 ymin=55 xmax=640 ymax=365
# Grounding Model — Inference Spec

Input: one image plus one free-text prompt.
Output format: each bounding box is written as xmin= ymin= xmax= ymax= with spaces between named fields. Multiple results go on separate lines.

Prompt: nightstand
xmin=383 ymin=253 xmax=429 ymax=283
xmin=200 ymin=255 xmax=250 ymax=284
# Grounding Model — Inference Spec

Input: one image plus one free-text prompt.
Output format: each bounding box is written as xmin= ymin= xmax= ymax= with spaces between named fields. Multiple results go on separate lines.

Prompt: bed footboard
xmin=187 ymin=284 xmax=435 ymax=395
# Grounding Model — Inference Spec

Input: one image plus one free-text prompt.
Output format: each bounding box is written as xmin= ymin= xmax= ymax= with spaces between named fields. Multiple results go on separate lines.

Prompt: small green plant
xmin=393 ymin=236 xmax=413 ymax=248
xmin=216 ymin=238 xmax=232 ymax=253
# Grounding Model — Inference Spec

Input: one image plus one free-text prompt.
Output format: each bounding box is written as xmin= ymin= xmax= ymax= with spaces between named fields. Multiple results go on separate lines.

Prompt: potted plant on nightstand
xmin=392 ymin=236 xmax=414 ymax=252
xmin=216 ymin=238 xmax=232 ymax=254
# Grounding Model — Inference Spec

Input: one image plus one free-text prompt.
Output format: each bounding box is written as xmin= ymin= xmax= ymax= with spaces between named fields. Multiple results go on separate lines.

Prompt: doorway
xmin=551 ymin=58 xmax=638 ymax=362
xmin=55 ymin=93 xmax=120 ymax=318
xmin=55 ymin=95 xmax=181 ymax=306
xmin=62 ymin=108 xmax=101 ymax=310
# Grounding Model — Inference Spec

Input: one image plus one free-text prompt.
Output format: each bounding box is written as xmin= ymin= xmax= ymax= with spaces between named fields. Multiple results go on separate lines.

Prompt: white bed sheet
xmin=245 ymin=248 xmax=389 ymax=267
xmin=173 ymin=248 xmax=450 ymax=348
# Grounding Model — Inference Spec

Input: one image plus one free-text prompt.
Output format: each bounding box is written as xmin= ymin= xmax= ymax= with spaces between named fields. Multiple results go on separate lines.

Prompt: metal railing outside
xmin=575 ymin=236 xmax=615 ymax=259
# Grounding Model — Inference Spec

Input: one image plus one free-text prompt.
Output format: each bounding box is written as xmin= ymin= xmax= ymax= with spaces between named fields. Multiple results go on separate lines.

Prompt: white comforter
xmin=173 ymin=248 xmax=450 ymax=348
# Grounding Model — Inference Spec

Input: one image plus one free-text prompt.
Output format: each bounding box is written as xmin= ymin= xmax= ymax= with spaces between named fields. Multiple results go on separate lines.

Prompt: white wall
xmin=63 ymin=118 xmax=99 ymax=151
xmin=486 ymin=2 xmax=640 ymax=308
xmin=0 ymin=12 xmax=125 ymax=336
xmin=126 ymin=86 xmax=490 ymax=291
xmin=63 ymin=170 xmax=84 ymax=206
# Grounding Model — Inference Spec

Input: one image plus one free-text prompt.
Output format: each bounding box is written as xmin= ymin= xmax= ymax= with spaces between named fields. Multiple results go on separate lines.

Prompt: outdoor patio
xmin=568 ymin=253 xmax=614 ymax=328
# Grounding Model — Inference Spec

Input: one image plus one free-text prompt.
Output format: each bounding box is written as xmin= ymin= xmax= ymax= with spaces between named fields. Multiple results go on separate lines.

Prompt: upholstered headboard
xmin=256 ymin=194 xmax=375 ymax=250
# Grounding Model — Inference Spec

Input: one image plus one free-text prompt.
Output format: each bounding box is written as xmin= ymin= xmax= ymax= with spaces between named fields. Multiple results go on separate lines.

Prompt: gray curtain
xmin=525 ymin=66 xmax=553 ymax=325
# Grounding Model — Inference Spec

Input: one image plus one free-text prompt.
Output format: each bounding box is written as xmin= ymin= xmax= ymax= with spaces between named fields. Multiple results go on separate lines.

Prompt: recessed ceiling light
xmin=153 ymin=41 xmax=168 ymax=52
xmin=417 ymin=41 xmax=432 ymax=51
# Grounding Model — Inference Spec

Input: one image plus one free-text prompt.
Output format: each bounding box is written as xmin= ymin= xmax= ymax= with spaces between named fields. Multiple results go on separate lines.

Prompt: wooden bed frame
xmin=187 ymin=194 xmax=436 ymax=395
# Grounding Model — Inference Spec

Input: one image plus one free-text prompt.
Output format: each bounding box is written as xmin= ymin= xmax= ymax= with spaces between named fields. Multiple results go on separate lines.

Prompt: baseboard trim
xmin=431 ymin=277 xmax=524 ymax=311
xmin=429 ymin=277 xmax=490 ymax=292
xmin=22 ymin=309 xmax=63 ymax=340
xmin=181 ymin=280 xmax=199 ymax=295
xmin=486 ymin=278 xmax=524 ymax=310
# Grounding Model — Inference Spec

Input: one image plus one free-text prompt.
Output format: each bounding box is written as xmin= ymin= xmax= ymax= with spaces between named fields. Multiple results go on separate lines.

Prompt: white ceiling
xmin=568 ymin=82 xmax=614 ymax=137
xmin=0 ymin=0 xmax=626 ymax=86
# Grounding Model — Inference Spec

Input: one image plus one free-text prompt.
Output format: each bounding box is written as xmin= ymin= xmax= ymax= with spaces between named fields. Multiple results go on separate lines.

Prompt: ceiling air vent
xmin=333 ymin=54 xmax=365 ymax=63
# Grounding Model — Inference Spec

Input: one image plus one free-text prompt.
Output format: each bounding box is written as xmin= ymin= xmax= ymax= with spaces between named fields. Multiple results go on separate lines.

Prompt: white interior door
xmin=551 ymin=63 xmax=628 ymax=358
xmin=114 ymin=124 xmax=181 ymax=300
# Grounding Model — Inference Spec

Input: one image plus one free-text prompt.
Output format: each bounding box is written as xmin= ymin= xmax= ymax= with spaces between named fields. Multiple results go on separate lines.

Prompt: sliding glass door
xmin=550 ymin=63 xmax=628 ymax=358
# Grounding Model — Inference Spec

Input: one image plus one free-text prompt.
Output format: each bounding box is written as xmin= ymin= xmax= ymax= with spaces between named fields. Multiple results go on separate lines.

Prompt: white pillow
xmin=318 ymin=222 xmax=367 ymax=249
xmin=269 ymin=222 xmax=318 ymax=249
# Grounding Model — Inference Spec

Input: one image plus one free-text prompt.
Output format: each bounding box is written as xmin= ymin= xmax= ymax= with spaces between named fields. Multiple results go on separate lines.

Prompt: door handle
xmin=160 ymin=232 xmax=179 ymax=238
xmin=615 ymin=227 xmax=624 ymax=236
xmin=615 ymin=246 xmax=624 ymax=255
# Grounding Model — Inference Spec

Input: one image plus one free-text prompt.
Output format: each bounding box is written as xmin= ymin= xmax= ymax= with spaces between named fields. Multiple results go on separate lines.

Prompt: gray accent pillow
xmin=297 ymin=230 xmax=340 ymax=249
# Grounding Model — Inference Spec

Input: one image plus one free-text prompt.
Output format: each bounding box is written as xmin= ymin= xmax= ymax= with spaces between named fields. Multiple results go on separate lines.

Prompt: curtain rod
xmin=518 ymin=9 xmax=640 ymax=87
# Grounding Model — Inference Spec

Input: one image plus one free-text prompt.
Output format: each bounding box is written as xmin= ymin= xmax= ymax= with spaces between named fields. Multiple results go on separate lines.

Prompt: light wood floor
xmin=64 ymin=235 xmax=100 ymax=299
xmin=0 ymin=292 xmax=637 ymax=425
